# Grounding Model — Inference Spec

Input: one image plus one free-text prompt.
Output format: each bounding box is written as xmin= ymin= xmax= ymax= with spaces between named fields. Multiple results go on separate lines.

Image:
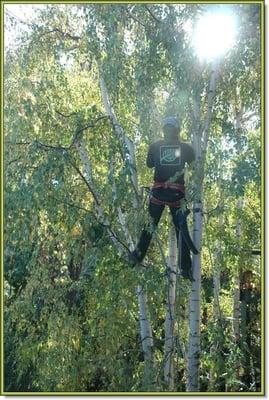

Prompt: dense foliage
xmin=4 ymin=3 xmax=262 ymax=393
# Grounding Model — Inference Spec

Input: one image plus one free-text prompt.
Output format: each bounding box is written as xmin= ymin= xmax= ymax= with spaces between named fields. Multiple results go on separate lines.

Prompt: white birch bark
xmin=137 ymin=284 xmax=154 ymax=386
xmin=164 ymin=225 xmax=177 ymax=390
xmin=98 ymin=68 xmax=154 ymax=386
xmin=213 ymin=264 xmax=221 ymax=320
xmin=233 ymin=200 xmax=243 ymax=344
xmin=213 ymin=214 xmax=224 ymax=319
xmin=111 ymin=168 xmax=154 ymax=385
xmin=233 ymin=272 xmax=241 ymax=387
xmin=110 ymin=159 xmax=135 ymax=249
xmin=209 ymin=214 xmax=223 ymax=388
xmin=187 ymin=61 xmax=220 ymax=392
xmin=98 ymin=65 xmax=139 ymax=205
xmin=233 ymin=274 xmax=241 ymax=344
xmin=186 ymin=200 xmax=202 ymax=392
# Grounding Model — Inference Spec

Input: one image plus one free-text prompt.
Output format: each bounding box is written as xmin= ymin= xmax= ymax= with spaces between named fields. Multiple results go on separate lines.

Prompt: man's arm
xmin=146 ymin=144 xmax=155 ymax=168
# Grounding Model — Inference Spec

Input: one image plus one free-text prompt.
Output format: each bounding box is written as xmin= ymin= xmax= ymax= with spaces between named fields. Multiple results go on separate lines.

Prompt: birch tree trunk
xmin=232 ymin=113 xmax=243 ymax=343
xmin=98 ymin=68 xmax=154 ymax=387
xmin=164 ymin=225 xmax=177 ymax=390
xmin=233 ymin=278 xmax=241 ymax=344
xmin=186 ymin=200 xmax=202 ymax=391
xmin=187 ymin=61 xmax=219 ymax=392
xmin=209 ymin=213 xmax=223 ymax=389
xmin=213 ymin=214 xmax=224 ymax=319
xmin=98 ymin=64 xmax=139 ymax=206
xmin=224 ymin=200 xmax=243 ymax=392
xmin=137 ymin=285 xmax=154 ymax=387
xmin=213 ymin=258 xmax=221 ymax=319
xmin=233 ymin=200 xmax=243 ymax=344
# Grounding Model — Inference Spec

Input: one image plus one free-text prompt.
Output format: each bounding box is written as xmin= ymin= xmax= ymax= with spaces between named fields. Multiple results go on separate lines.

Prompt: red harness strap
xmin=150 ymin=196 xmax=181 ymax=208
xmin=152 ymin=182 xmax=185 ymax=193
xmin=150 ymin=182 xmax=185 ymax=208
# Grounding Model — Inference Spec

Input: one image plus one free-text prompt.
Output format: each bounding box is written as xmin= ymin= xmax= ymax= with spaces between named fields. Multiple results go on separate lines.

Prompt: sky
xmin=5 ymin=2 xmax=237 ymax=60
xmin=4 ymin=4 xmax=47 ymax=48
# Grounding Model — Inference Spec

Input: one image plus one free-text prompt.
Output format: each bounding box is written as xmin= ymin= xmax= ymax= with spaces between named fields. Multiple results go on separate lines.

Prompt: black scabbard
xmin=178 ymin=210 xmax=199 ymax=255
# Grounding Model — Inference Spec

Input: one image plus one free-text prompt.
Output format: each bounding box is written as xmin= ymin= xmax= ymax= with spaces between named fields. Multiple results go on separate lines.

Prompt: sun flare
xmin=193 ymin=13 xmax=236 ymax=60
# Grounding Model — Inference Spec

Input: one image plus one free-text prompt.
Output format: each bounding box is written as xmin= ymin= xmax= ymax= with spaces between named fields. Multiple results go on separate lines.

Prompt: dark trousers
xmin=135 ymin=189 xmax=192 ymax=271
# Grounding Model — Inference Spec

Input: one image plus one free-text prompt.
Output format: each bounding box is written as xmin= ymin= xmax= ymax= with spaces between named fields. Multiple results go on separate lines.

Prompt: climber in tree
xmin=129 ymin=116 xmax=198 ymax=281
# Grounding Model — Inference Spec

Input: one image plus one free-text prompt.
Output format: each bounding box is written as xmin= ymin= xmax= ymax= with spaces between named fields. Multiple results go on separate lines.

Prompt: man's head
xmin=162 ymin=116 xmax=180 ymax=140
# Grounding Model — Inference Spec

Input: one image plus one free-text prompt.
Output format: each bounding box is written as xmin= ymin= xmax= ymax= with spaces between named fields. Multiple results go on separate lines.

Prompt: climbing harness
xmin=152 ymin=182 xmax=185 ymax=192
xmin=150 ymin=196 xmax=182 ymax=208
xmin=150 ymin=181 xmax=185 ymax=208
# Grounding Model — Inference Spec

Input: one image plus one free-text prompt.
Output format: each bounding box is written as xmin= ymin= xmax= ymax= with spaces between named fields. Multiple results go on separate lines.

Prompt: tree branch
xmin=35 ymin=140 xmax=70 ymax=151
xmin=38 ymin=28 xmax=81 ymax=41
xmin=144 ymin=5 xmax=162 ymax=23
xmin=126 ymin=8 xmax=147 ymax=29
xmin=55 ymin=110 xmax=77 ymax=118
xmin=54 ymin=198 xmax=93 ymax=214
xmin=6 ymin=158 xmax=23 ymax=167
xmin=6 ymin=11 xmax=81 ymax=42
xmin=5 ymin=141 xmax=31 ymax=145
xmin=67 ymin=157 xmax=101 ymax=206
xmin=75 ymin=115 xmax=110 ymax=136
xmin=6 ymin=115 xmax=109 ymax=152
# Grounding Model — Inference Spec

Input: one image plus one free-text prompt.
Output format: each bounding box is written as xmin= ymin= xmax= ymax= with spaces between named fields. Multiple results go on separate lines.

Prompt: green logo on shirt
xmin=160 ymin=146 xmax=181 ymax=165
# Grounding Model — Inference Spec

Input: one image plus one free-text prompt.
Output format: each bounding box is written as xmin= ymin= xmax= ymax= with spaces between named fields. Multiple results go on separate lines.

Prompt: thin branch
xmin=67 ymin=158 xmax=100 ymax=206
xmin=144 ymin=5 xmax=162 ymax=23
xmin=55 ymin=110 xmax=77 ymax=118
xmin=6 ymin=158 xmax=23 ymax=167
xmin=6 ymin=115 xmax=109 ymax=152
xmin=75 ymin=115 xmax=110 ymax=136
xmin=5 ymin=141 xmax=31 ymax=146
xmin=54 ymin=198 xmax=93 ymax=214
xmin=6 ymin=11 xmax=81 ymax=42
xmin=61 ymin=114 xmax=110 ymax=148
xmin=5 ymin=10 xmax=38 ymax=29
xmin=127 ymin=9 xmax=147 ymax=29
xmin=29 ymin=139 xmax=100 ymax=206
xmin=38 ymin=28 xmax=81 ymax=41
xmin=35 ymin=140 xmax=69 ymax=151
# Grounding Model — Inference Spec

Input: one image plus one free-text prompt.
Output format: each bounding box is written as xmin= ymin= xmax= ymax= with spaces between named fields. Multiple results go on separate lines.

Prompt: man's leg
xmin=131 ymin=201 xmax=165 ymax=263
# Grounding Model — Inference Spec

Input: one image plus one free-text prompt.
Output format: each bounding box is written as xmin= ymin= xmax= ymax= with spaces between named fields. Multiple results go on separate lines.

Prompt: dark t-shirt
xmin=147 ymin=138 xmax=195 ymax=185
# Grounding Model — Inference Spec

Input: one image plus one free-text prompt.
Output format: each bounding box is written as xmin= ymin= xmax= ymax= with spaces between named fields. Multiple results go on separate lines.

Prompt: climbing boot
xmin=128 ymin=250 xmax=142 ymax=267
